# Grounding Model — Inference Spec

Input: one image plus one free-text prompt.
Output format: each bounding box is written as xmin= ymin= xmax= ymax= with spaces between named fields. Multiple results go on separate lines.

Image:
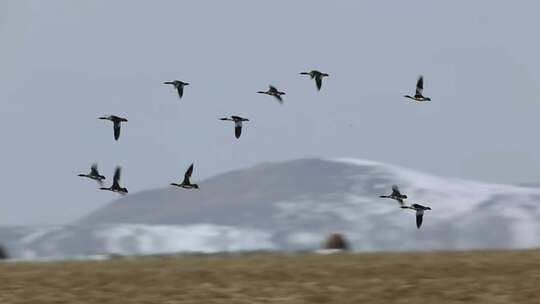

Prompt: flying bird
xmin=100 ymin=167 xmax=128 ymax=194
xmin=300 ymin=70 xmax=329 ymax=91
xmin=257 ymin=85 xmax=286 ymax=104
xmin=99 ymin=115 xmax=128 ymax=141
xmin=220 ymin=116 xmax=249 ymax=139
xmin=379 ymin=185 xmax=408 ymax=205
xmin=164 ymin=80 xmax=189 ymax=99
xmin=78 ymin=163 xmax=106 ymax=186
xmin=404 ymin=76 xmax=431 ymax=102
xmin=401 ymin=203 xmax=432 ymax=229
xmin=170 ymin=163 xmax=199 ymax=189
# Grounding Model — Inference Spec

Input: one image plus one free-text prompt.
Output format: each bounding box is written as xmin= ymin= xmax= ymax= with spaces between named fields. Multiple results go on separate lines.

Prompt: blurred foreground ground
xmin=1 ymin=250 xmax=539 ymax=303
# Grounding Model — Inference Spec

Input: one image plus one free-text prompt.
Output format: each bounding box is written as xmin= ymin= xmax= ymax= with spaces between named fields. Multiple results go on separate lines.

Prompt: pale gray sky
xmin=1 ymin=0 xmax=540 ymax=226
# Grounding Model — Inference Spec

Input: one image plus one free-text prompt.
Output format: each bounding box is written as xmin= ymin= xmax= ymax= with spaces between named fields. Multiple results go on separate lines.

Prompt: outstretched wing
xmin=415 ymin=76 xmax=424 ymax=96
xmin=91 ymin=163 xmax=99 ymax=176
xmin=416 ymin=210 xmax=424 ymax=228
xmin=113 ymin=167 xmax=121 ymax=188
xmin=183 ymin=163 xmax=194 ymax=184
xmin=391 ymin=185 xmax=401 ymax=196
xmin=315 ymin=76 xmax=322 ymax=91
xmin=113 ymin=121 xmax=121 ymax=140
xmin=177 ymin=85 xmax=184 ymax=99
xmin=235 ymin=121 xmax=243 ymax=139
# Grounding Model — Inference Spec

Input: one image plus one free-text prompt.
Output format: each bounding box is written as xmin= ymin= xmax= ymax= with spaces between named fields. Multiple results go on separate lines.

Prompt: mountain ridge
xmin=1 ymin=157 xmax=540 ymax=260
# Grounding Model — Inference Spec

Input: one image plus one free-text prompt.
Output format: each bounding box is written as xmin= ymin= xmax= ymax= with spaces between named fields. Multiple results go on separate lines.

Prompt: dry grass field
xmin=1 ymin=250 xmax=540 ymax=303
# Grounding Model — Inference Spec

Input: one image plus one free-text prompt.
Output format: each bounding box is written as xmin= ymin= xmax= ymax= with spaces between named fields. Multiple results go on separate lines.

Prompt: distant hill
xmin=2 ymin=158 xmax=540 ymax=260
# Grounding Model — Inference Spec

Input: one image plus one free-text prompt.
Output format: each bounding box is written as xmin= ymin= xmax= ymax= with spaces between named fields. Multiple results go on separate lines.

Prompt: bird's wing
xmin=391 ymin=185 xmax=402 ymax=196
xmin=177 ymin=85 xmax=184 ymax=99
xmin=113 ymin=167 xmax=121 ymax=187
xmin=183 ymin=163 xmax=194 ymax=183
xmin=91 ymin=163 xmax=99 ymax=175
xmin=315 ymin=76 xmax=322 ymax=91
xmin=415 ymin=76 xmax=424 ymax=96
xmin=113 ymin=122 xmax=121 ymax=140
xmin=274 ymin=94 xmax=283 ymax=104
xmin=235 ymin=121 xmax=243 ymax=139
xmin=416 ymin=210 xmax=424 ymax=228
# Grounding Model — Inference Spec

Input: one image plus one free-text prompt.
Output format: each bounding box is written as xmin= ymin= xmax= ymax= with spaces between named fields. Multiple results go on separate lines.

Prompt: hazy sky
xmin=1 ymin=0 xmax=540 ymax=226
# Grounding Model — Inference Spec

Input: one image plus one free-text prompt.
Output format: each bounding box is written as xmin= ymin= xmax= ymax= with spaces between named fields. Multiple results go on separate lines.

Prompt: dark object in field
xmin=323 ymin=233 xmax=349 ymax=251
xmin=0 ymin=245 xmax=8 ymax=259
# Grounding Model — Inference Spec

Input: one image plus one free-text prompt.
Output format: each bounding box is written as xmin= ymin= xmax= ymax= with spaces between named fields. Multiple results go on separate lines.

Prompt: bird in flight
xmin=220 ymin=116 xmax=249 ymax=139
xmin=257 ymin=85 xmax=286 ymax=104
xmin=164 ymin=80 xmax=189 ymax=99
xmin=300 ymin=70 xmax=329 ymax=91
xmin=100 ymin=167 xmax=128 ymax=195
xmin=99 ymin=115 xmax=128 ymax=141
xmin=170 ymin=163 xmax=199 ymax=189
xmin=379 ymin=185 xmax=408 ymax=205
xmin=404 ymin=76 xmax=431 ymax=102
xmin=401 ymin=203 xmax=432 ymax=229
xmin=78 ymin=163 xmax=106 ymax=186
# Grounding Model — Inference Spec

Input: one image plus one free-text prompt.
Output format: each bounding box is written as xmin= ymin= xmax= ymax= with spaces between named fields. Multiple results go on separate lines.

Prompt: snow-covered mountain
xmin=1 ymin=158 xmax=540 ymax=260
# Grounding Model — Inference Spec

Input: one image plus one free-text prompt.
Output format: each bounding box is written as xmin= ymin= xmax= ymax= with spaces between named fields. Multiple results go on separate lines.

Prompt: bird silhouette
xmin=78 ymin=163 xmax=106 ymax=186
xmin=300 ymin=70 xmax=329 ymax=91
xmin=99 ymin=115 xmax=128 ymax=141
xmin=220 ymin=116 xmax=249 ymax=139
xmin=401 ymin=203 xmax=432 ymax=228
xmin=257 ymin=85 xmax=286 ymax=104
xmin=404 ymin=76 xmax=431 ymax=102
xmin=379 ymin=185 xmax=408 ymax=205
xmin=170 ymin=163 xmax=199 ymax=189
xmin=100 ymin=167 xmax=128 ymax=194
xmin=164 ymin=80 xmax=189 ymax=99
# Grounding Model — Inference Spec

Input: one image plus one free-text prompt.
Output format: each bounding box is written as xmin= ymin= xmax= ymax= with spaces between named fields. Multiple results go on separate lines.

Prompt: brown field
xmin=1 ymin=250 xmax=540 ymax=304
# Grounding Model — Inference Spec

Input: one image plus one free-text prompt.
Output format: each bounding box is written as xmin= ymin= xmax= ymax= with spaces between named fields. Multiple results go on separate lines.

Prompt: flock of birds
xmin=379 ymin=185 xmax=432 ymax=229
xmin=78 ymin=73 xmax=433 ymax=229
